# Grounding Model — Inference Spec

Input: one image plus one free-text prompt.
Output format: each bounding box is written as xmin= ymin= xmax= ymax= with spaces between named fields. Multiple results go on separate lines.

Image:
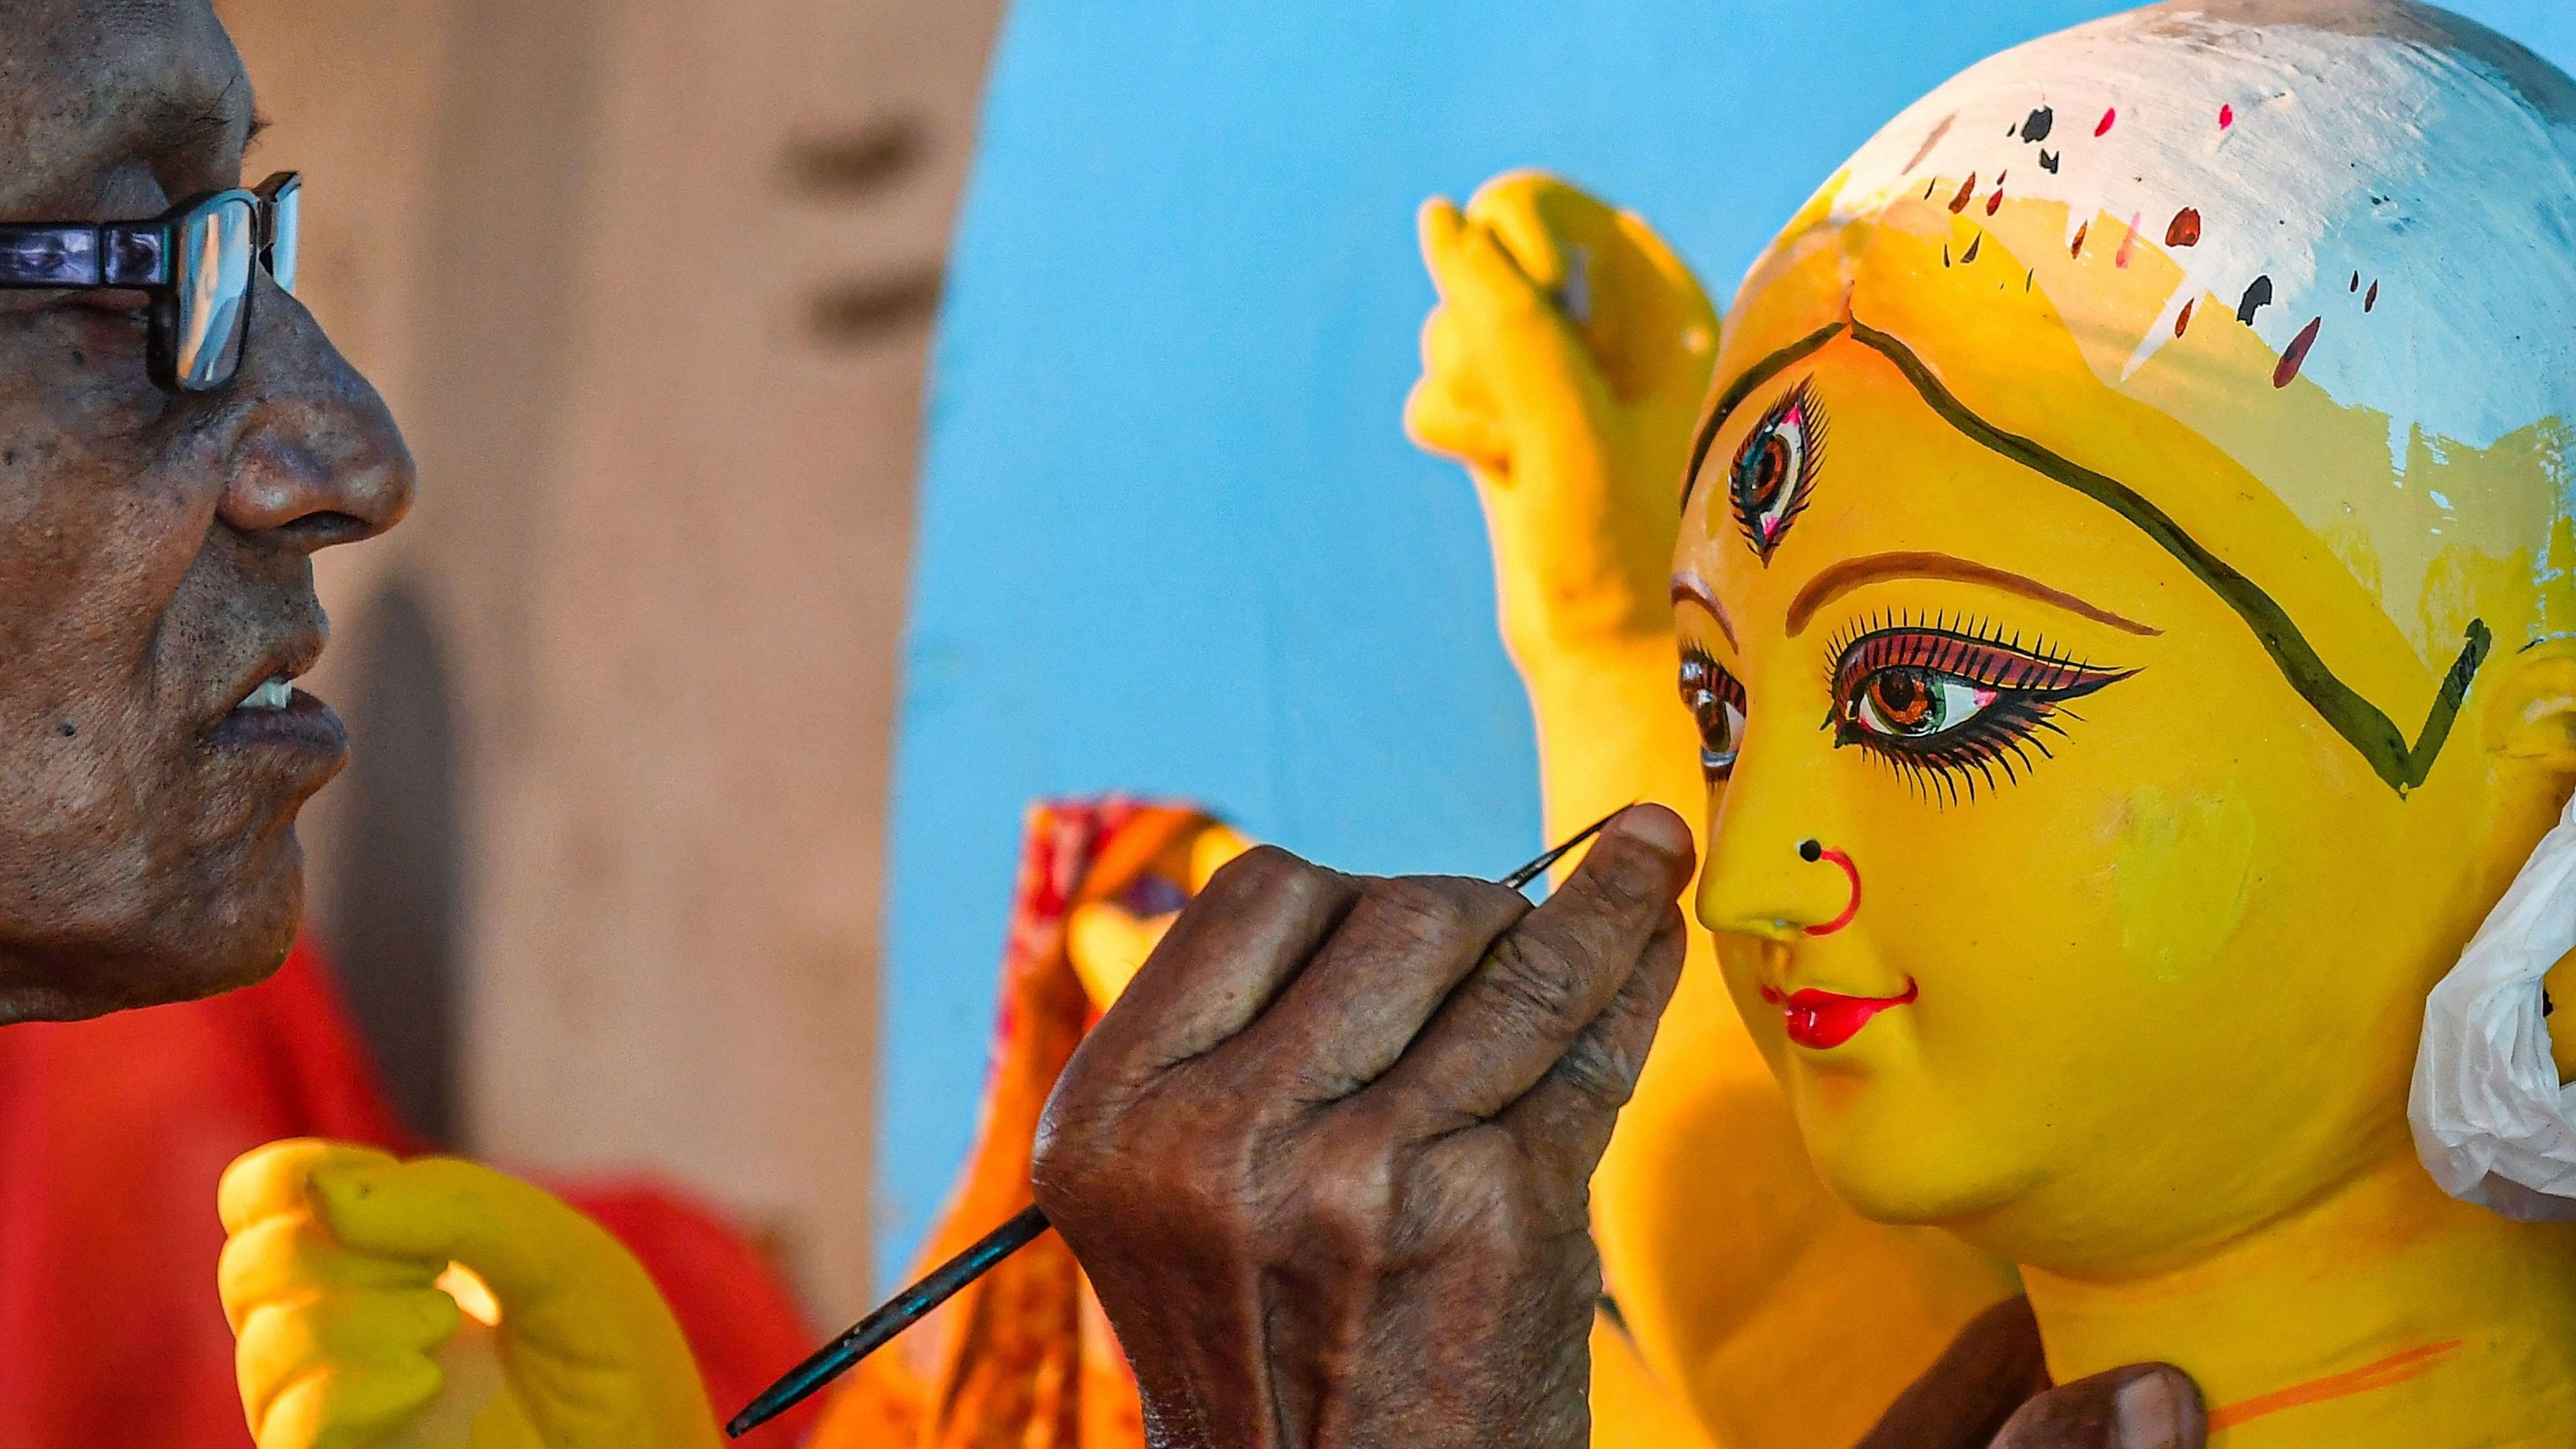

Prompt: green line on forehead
xmin=1681 ymin=320 xmax=1848 ymax=513
xmin=1846 ymin=318 xmax=2490 ymax=796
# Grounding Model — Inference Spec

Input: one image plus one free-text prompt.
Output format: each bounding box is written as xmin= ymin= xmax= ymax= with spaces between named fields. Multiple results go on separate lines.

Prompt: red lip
xmin=1760 ymin=981 xmax=1918 ymax=1049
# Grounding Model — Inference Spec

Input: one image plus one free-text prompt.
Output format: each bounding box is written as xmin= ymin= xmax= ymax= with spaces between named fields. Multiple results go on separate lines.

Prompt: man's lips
xmin=209 ymin=687 xmax=349 ymax=757
xmin=1760 ymin=981 xmax=1919 ymax=1050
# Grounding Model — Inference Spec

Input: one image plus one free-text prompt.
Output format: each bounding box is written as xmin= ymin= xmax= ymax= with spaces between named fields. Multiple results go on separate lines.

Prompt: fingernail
xmin=1608 ymin=804 xmax=1694 ymax=859
xmin=2114 ymin=1371 xmax=2197 ymax=1449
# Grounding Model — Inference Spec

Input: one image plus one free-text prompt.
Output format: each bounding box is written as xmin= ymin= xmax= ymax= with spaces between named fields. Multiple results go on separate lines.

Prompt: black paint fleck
xmin=2236 ymin=275 xmax=2275 ymax=325
xmin=2022 ymin=105 xmax=2055 ymax=143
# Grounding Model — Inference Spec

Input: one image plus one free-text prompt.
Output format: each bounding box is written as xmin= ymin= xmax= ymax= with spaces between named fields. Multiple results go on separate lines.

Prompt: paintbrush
xmin=724 ymin=808 xmax=1628 ymax=1438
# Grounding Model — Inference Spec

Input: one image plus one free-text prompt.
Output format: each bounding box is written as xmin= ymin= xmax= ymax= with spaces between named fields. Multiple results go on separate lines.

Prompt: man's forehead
xmin=0 ymin=0 xmax=251 ymax=215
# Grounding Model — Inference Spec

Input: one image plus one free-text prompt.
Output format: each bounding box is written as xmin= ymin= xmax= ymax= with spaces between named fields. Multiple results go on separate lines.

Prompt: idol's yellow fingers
xmin=1416 ymin=195 xmax=1468 ymax=299
xmin=1417 ymin=303 xmax=1499 ymax=415
xmin=248 ymin=1358 xmax=447 ymax=1449
xmin=309 ymin=1157 xmax=661 ymax=1349
xmin=1612 ymin=206 xmax=1712 ymax=326
xmin=220 ymin=1210 xmax=444 ymax=1334
xmin=221 ymin=1139 xmax=402 ymax=1237
xmin=1404 ymin=375 xmax=1510 ymax=470
xmin=1470 ymin=172 xmax=1716 ymax=406
xmin=235 ymin=1289 xmax=460 ymax=1436
xmin=1438 ymin=218 xmax=1616 ymax=430
xmin=1463 ymin=169 xmax=1608 ymax=297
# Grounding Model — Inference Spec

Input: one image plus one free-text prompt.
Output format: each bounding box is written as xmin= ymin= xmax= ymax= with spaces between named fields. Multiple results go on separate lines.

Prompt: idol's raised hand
xmin=218 ymin=1140 xmax=720 ymax=1449
xmin=1406 ymin=172 xmax=1715 ymax=668
xmin=1031 ymin=805 xmax=1695 ymax=1449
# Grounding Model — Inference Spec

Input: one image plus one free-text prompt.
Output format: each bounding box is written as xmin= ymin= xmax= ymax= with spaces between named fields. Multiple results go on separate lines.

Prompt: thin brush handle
xmin=724 ymin=806 xmax=1629 ymax=1437
xmin=724 ymin=1203 xmax=1050 ymax=1437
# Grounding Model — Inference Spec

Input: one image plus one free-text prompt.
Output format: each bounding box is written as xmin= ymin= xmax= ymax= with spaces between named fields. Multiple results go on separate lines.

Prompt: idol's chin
xmin=1794 ymin=1088 xmax=2038 ymax=1231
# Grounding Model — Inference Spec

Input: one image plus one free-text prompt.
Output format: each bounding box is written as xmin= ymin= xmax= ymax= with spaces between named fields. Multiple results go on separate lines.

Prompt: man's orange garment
xmin=812 ymin=798 xmax=1215 ymax=1449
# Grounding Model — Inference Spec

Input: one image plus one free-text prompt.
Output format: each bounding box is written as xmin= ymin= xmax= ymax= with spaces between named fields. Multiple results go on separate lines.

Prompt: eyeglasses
xmin=0 ymin=172 xmax=301 ymax=395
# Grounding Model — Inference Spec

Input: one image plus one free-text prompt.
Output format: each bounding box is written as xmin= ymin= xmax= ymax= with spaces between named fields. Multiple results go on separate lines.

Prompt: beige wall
xmin=216 ymin=0 xmax=1006 ymax=1321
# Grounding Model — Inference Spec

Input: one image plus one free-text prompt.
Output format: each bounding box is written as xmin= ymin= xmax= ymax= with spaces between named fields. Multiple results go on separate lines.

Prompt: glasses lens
xmin=267 ymin=179 xmax=299 ymax=294
xmin=173 ymin=196 xmax=254 ymax=391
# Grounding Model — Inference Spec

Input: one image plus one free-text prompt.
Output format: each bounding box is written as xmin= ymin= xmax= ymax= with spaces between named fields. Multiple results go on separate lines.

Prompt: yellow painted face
xmin=1674 ymin=185 xmax=2562 ymax=1274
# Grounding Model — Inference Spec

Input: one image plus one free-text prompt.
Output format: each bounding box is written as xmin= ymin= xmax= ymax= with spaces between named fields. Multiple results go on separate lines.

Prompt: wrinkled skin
xmin=1032 ymin=807 xmax=1695 ymax=1448
xmin=0 ymin=0 xmax=412 ymax=1023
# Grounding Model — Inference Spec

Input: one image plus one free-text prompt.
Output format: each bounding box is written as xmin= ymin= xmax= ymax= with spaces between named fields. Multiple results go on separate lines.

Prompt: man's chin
xmin=0 ymin=891 xmax=302 ymax=1024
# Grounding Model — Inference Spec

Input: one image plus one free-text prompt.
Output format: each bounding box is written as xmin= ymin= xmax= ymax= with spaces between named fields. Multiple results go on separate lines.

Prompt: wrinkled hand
xmin=1856 ymin=1296 xmax=2208 ymax=1449
xmin=1406 ymin=172 xmax=1716 ymax=663
xmin=218 ymin=1140 xmax=720 ymax=1449
xmin=1033 ymin=805 xmax=1696 ymax=1449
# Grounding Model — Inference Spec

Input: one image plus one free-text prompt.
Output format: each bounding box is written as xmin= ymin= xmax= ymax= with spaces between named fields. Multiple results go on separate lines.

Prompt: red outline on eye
xmin=1806 ymin=848 xmax=1861 ymax=936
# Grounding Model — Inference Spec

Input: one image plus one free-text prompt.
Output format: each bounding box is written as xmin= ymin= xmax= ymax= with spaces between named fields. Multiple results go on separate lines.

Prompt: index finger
xmin=1078 ymin=845 xmax=1363 ymax=1075
xmin=220 ymin=1139 xmax=402 ymax=1235
xmin=1373 ymin=805 xmax=1695 ymax=1123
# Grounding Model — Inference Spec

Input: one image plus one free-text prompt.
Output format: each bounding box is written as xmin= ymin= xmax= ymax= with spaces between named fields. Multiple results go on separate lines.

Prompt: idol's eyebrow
xmin=1784 ymin=551 xmax=2161 ymax=638
xmin=1680 ymin=320 xmax=1849 ymax=513
xmin=1669 ymin=573 xmax=1740 ymax=650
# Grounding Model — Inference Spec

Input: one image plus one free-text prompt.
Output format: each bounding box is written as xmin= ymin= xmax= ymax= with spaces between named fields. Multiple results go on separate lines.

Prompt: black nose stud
xmin=1798 ymin=839 xmax=1822 ymax=863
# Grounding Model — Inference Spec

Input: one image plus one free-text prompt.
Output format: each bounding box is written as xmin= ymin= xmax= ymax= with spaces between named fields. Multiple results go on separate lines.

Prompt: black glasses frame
xmin=0 ymin=170 xmax=301 ymax=394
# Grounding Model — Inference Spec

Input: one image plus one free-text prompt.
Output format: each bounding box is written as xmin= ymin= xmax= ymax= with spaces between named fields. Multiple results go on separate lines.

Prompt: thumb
xmin=1990 ymin=1365 xmax=2206 ymax=1449
xmin=310 ymin=1157 xmax=623 ymax=1312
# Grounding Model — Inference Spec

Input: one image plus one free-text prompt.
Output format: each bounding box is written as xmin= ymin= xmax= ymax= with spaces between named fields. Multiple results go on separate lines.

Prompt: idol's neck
xmin=2021 ymin=1152 xmax=2576 ymax=1444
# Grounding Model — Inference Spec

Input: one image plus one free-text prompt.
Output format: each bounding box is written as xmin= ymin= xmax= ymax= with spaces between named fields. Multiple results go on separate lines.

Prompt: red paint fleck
xmin=1987 ymin=187 xmax=2005 ymax=216
xmin=2220 ymin=103 xmax=2235 ymax=129
xmin=2274 ymin=316 xmax=2323 ymax=387
xmin=2071 ymin=220 xmax=2090 ymax=258
xmin=2176 ymin=297 xmax=2197 ymax=336
xmin=1949 ymin=173 xmax=1978 ymax=213
xmin=2165 ymin=207 xmax=2203 ymax=246
xmin=2096 ymin=106 xmax=2118 ymax=136
xmin=2366 ymin=280 xmax=2380 ymax=311
xmin=2116 ymin=212 xmax=2142 ymax=268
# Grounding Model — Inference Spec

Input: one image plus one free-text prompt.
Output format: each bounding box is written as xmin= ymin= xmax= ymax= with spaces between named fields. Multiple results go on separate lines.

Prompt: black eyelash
xmin=1821 ymin=610 xmax=2134 ymax=806
xmin=1728 ymin=379 xmax=1827 ymax=562
xmin=1678 ymin=642 xmax=1749 ymax=783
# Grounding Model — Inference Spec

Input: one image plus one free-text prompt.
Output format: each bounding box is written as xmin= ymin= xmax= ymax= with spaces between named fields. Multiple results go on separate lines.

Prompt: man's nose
xmin=1695 ymin=756 xmax=1854 ymax=940
xmin=214 ymin=276 xmax=416 ymax=550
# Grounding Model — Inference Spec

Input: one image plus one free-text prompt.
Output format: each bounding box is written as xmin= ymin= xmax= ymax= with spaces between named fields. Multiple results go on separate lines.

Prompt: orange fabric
xmin=809 ymin=797 xmax=1209 ymax=1449
xmin=0 ymin=937 xmax=821 ymax=1449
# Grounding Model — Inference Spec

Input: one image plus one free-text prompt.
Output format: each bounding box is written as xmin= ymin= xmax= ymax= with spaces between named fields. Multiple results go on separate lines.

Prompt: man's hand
xmin=218 ymin=1140 xmax=721 ymax=1449
xmin=1032 ymin=805 xmax=1696 ymax=1449
xmin=1856 ymin=1296 xmax=2208 ymax=1449
xmin=1406 ymin=172 xmax=1716 ymax=666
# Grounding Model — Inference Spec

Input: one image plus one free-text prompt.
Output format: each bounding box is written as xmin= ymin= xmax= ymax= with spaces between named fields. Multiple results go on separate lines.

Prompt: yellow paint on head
xmin=2107 ymin=784 xmax=2257 ymax=985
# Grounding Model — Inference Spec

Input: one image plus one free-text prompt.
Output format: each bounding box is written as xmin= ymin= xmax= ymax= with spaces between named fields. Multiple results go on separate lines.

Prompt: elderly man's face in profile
xmin=0 ymin=0 xmax=413 ymax=1022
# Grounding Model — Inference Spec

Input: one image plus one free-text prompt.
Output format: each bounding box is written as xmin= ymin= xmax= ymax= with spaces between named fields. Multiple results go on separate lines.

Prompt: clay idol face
xmin=1675 ymin=0 xmax=2576 ymax=1272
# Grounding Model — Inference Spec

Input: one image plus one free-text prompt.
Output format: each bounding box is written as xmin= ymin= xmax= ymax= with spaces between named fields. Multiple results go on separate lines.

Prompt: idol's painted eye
xmin=1730 ymin=380 xmax=1826 ymax=561
xmin=1825 ymin=615 xmax=2134 ymax=803
xmin=1679 ymin=644 xmax=1749 ymax=783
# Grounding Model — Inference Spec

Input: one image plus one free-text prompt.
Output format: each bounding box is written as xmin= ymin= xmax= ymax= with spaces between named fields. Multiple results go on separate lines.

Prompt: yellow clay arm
xmin=1408 ymin=172 xmax=2020 ymax=1449
xmin=218 ymin=1139 xmax=720 ymax=1449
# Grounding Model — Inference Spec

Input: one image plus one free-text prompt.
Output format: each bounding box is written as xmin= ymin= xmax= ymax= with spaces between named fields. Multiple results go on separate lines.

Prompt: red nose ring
xmin=1797 ymin=839 xmax=1861 ymax=936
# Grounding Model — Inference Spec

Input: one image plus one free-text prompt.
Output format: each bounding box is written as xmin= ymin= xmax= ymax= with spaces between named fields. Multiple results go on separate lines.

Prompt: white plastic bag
xmin=2410 ymin=790 xmax=2576 ymax=1221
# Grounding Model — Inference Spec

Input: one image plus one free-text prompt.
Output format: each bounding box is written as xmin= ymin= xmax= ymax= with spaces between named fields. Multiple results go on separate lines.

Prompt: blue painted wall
xmin=874 ymin=0 xmax=2576 ymax=1286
